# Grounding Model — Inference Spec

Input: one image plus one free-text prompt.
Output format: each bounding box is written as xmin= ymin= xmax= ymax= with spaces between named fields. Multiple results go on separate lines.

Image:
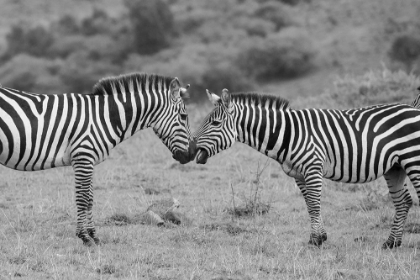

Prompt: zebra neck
xmin=101 ymin=91 xmax=165 ymax=144
xmin=235 ymin=103 xmax=290 ymax=162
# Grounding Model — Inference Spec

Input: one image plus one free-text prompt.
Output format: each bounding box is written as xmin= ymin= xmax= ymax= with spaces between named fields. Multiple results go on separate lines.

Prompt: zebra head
xmin=193 ymin=88 xmax=237 ymax=164
xmin=153 ymin=78 xmax=193 ymax=164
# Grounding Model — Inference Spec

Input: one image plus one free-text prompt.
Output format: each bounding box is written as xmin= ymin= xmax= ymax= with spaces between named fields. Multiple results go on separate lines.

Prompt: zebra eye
xmin=211 ymin=120 xmax=222 ymax=126
xmin=180 ymin=113 xmax=188 ymax=121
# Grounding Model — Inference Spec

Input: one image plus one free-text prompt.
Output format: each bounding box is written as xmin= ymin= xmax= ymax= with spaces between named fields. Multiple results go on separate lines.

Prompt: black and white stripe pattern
xmin=193 ymin=89 xmax=420 ymax=248
xmin=411 ymin=86 xmax=420 ymax=108
xmin=0 ymin=73 xmax=191 ymax=246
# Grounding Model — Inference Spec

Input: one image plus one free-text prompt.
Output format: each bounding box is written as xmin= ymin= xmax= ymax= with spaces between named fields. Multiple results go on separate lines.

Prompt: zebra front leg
xmin=72 ymin=159 xmax=97 ymax=246
xmin=302 ymin=168 xmax=325 ymax=246
xmin=86 ymin=193 xmax=100 ymax=245
xmin=295 ymin=178 xmax=327 ymax=243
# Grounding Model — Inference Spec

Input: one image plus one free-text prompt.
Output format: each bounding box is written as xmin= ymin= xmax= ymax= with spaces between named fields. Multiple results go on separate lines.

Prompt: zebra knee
xmin=402 ymin=189 xmax=413 ymax=208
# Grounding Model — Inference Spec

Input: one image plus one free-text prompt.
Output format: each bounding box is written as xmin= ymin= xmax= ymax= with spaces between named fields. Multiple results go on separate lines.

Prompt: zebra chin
xmin=195 ymin=149 xmax=209 ymax=164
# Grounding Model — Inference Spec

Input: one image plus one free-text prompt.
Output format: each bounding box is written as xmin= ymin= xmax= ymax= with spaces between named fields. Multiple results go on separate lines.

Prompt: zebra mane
xmin=91 ymin=73 xmax=174 ymax=95
xmin=231 ymin=92 xmax=290 ymax=110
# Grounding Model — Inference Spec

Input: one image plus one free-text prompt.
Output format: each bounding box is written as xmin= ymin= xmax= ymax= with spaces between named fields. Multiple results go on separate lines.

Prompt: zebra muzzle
xmin=172 ymin=140 xmax=197 ymax=164
xmin=196 ymin=149 xmax=209 ymax=164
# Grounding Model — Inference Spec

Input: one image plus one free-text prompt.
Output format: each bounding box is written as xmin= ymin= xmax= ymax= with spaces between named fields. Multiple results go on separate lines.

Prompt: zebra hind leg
xmin=73 ymin=160 xmax=97 ymax=246
xmin=382 ymin=165 xmax=412 ymax=249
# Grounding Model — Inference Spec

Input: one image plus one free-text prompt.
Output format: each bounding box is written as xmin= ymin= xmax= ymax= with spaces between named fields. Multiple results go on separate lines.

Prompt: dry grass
xmin=0 ymin=1 xmax=419 ymax=278
xmin=1 ymin=104 xmax=420 ymax=279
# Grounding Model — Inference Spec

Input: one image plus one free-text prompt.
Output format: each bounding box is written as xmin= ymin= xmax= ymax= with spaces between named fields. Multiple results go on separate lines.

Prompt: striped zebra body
xmin=193 ymin=89 xmax=420 ymax=248
xmin=0 ymin=73 xmax=191 ymax=246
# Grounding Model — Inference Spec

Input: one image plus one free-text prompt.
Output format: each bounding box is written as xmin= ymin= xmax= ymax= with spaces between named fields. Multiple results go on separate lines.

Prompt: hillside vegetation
xmin=1 ymin=1 xmax=420 ymax=279
xmin=0 ymin=0 xmax=419 ymax=104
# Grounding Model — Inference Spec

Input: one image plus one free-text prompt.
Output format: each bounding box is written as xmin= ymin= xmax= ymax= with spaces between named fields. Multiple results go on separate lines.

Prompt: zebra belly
xmin=322 ymin=159 xmax=392 ymax=184
xmin=0 ymin=139 xmax=71 ymax=171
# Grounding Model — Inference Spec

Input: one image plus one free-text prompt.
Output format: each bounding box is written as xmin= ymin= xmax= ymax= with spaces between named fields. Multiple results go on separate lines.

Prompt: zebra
xmin=0 ymin=73 xmax=192 ymax=246
xmin=192 ymin=88 xmax=420 ymax=248
xmin=411 ymin=86 xmax=420 ymax=108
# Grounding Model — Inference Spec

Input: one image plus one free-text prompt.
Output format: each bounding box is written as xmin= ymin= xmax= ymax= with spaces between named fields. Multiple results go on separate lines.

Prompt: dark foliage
xmin=237 ymin=29 xmax=317 ymax=81
xmin=2 ymin=25 xmax=54 ymax=61
xmin=389 ymin=34 xmax=420 ymax=72
xmin=123 ymin=0 xmax=175 ymax=55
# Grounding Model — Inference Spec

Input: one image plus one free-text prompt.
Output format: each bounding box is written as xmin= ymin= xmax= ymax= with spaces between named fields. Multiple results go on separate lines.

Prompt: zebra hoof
xmin=92 ymin=236 xmax=101 ymax=245
xmin=82 ymin=237 xmax=96 ymax=247
xmin=77 ymin=232 xmax=97 ymax=247
xmin=382 ymin=239 xmax=401 ymax=249
xmin=88 ymin=231 xmax=101 ymax=245
xmin=308 ymin=233 xmax=324 ymax=247
xmin=321 ymin=233 xmax=327 ymax=242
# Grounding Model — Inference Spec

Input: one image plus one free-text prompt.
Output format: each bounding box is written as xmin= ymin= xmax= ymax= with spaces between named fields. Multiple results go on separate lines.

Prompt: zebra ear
xmin=170 ymin=77 xmax=181 ymax=98
xmin=206 ymin=89 xmax=221 ymax=106
xmin=221 ymin=88 xmax=233 ymax=113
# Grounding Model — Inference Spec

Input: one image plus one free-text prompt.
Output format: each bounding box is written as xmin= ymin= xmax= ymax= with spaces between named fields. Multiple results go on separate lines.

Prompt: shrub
xmin=0 ymin=54 xmax=62 ymax=93
xmin=134 ymin=43 xmax=254 ymax=103
xmin=231 ymin=17 xmax=276 ymax=37
xmin=50 ymin=34 xmax=129 ymax=62
xmin=237 ymin=27 xmax=317 ymax=81
xmin=388 ymin=34 xmax=420 ymax=73
xmin=257 ymin=0 xmax=310 ymax=5
xmin=59 ymin=50 xmax=122 ymax=94
xmin=50 ymin=14 xmax=80 ymax=35
xmin=81 ymin=9 xmax=112 ymax=36
xmin=176 ymin=8 xmax=218 ymax=34
xmin=1 ymin=25 xmax=54 ymax=61
xmin=123 ymin=0 xmax=175 ymax=55
xmin=294 ymin=67 xmax=420 ymax=109
xmin=200 ymin=63 xmax=254 ymax=96
xmin=254 ymin=1 xmax=293 ymax=31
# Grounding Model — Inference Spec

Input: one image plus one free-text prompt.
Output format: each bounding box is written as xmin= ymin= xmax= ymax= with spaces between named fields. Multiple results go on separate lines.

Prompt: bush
xmin=50 ymin=15 xmax=80 ymax=35
xmin=1 ymin=25 xmax=54 ymax=61
xmin=254 ymin=1 xmax=293 ymax=31
xmin=389 ymin=34 xmax=420 ymax=73
xmin=231 ymin=17 xmax=276 ymax=37
xmin=0 ymin=54 xmax=62 ymax=93
xmin=294 ymin=67 xmax=420 ymax=109
xmin=132 ymin=43 xmax=253 ymax=103
xmin=81 ymin=9 xmax=113 ymax=36
xmin=50 ymin=34 xmax=128 ymax=62
xmin=200 ymin=63 xmax=254 ymax=95
xmin=59 ymin=51 xmax=122 ymax=94
xmin=123 ymin=0 xmax=175 ymax=55
xmin=237 ymin=27 xmax=317 ymax=81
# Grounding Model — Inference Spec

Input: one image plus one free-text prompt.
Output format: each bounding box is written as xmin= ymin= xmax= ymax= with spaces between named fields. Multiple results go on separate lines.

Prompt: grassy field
xmin=0 ymin=0 xmax=419 ymax=279
xmin=1 ymin=101 xmax=420 ymax=280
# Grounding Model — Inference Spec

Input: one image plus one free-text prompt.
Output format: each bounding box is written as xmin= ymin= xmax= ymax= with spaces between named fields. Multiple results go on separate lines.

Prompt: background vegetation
xmin=0 ymin=0 xmax=420 ymax=279
xmin=0 ymin=0 xmax=419 ymax=103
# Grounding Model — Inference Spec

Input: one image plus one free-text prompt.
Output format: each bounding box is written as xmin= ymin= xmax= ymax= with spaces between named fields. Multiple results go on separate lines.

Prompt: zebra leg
xmin=383 ymin=165 xmax=412 ymax=249
xmin=86 ymin=194 xmax=100 ymax=245
xmin=72 ymin=159 xmax=97 ymax=246
xmin=295 ymin=178 xmax=327 ymax=242
xmin=302 ymin=168 xmax=325 ymax=246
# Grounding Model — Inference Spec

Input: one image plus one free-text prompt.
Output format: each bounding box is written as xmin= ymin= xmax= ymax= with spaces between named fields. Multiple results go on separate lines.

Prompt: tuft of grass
xmin=96 ymin=264 xmax=117 ymax=275
xmin=228 ymin=160 xmax=271 ymax=218
xmin=103 ymin=213 xmax=132 ymax=226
